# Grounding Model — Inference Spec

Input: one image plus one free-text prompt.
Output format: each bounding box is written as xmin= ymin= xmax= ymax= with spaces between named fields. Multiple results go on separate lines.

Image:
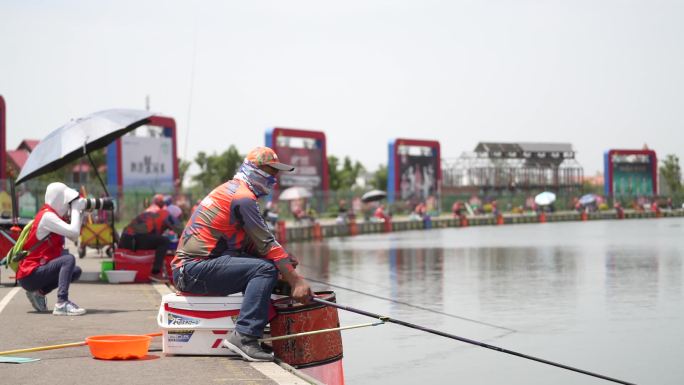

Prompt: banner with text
xmin=276 ymin=147 xmax=324 ymax=189
xmin=121 ymin=136 xmax=174 ymax=190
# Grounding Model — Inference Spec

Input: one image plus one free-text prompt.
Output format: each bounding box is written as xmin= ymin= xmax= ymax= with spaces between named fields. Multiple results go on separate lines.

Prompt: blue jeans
xmin=173 ymin=255 xmax=277 ymax=337
xmin=18 ymin=254 xmax=82 ymax=303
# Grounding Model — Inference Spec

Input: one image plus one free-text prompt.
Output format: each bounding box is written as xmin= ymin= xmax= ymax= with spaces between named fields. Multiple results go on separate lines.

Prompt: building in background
xmin=604 ymin=149 xmax=657 ymax=198
xmin=6 ymin=139 xmax=38 ymax=177
xmin=265 ymin=127 xmax=329 ymax=198
xmin=442 ymin=142 xmax=583 ymax=196
xmin=106 ymin=115 xmax=179 ymax=197
xmin=387 ymin=138 xmax=441 ymax=204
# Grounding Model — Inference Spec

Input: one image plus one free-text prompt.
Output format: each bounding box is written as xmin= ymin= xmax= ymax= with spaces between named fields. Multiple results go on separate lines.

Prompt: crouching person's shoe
xmin=25 ymin=290 xmax=48 ymax=312
xmin=223 ymin=330 xmax=274 ymax=362
xmin=53 ymin=301 xmax=87 ymax=316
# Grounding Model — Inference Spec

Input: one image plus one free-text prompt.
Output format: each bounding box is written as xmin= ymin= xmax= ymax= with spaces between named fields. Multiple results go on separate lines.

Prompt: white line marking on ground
xmin=152 ymin=283 xmax=172 ymax=296
xmin=250 ymin=362 xmax=310 ymax=385
xmin=0 ymin=287 xmax=21 ymax=314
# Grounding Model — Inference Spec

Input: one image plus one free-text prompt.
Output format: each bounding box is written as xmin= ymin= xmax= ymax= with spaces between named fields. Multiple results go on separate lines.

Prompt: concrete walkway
xmin=0 ymin=246 xmax=309 ymax=385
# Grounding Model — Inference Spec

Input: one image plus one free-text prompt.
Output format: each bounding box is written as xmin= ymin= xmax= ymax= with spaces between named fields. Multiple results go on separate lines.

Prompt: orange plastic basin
xmin=85 ymin=335 xmax=152 ymax=360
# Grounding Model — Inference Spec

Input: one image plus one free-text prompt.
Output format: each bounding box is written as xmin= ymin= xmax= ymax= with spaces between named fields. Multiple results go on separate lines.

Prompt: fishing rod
xmin=307 ymin=277 xmax=516 ymax=333
xmin=312 ymin=297 xmax=636 ymax=385
xmin=260 ymin=321 xmax=384 ymax=343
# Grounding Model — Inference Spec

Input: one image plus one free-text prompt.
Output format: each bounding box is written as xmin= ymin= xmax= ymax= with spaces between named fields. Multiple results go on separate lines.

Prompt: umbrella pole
xmin=86 ymin=152 xmax=109 ymax=197
xmin=86 ymin=152 xmax=118 ymax=246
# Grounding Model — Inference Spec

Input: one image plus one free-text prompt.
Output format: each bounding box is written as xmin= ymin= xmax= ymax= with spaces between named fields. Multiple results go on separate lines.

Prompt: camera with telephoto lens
xmin=84 ymin=197 xmax=115 ymax=211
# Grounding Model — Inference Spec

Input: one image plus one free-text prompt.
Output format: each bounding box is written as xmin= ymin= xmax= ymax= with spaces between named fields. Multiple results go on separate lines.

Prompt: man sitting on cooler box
xmin=171 ymin=146 xmax=312 ymax=362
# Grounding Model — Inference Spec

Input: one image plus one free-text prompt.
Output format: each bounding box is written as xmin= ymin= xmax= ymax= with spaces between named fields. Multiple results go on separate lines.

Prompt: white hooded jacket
xmin=37 ymin=182 xmax=85 ymax=243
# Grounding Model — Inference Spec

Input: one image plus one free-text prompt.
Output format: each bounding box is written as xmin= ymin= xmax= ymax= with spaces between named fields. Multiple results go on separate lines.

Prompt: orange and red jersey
xmin=123 ymin=209 xmax=180 ymax=236
xmin=16 ymin=205 xmax=65 ymax=280
xmin=173 ymin=179 xmax=287 ymax=267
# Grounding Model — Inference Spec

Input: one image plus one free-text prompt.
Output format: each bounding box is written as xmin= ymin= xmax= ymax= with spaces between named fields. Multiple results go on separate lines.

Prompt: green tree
xmin=192 ymin=145 xmax=243 ymax=189
xmin=177 ymin=158 xmax=191 ymax=189
xmin=660 ymin=154 xmax=682 ymax=194
xmin=372 ymin=164 xmax=388 ymax=190
xmin=327 ymin=155 xmax=364 ymax=191
xmin=327 ymin=155 xmax=341 ymax=190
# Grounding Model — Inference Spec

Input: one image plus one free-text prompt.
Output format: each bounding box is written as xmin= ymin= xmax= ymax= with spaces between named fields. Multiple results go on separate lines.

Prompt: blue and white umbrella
xmin=579 ymin=194 xmax=597 ymax=206
xmin=534 ymin=191 xmax=556 ymax=206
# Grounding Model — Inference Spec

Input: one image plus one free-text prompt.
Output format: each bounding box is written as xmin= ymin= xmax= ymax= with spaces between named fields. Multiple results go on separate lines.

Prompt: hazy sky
xmin=1 ymin=0 xmax=683 ymax=176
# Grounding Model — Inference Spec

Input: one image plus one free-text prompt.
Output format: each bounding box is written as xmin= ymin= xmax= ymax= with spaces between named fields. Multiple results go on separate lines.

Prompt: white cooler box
xmin=158 ymin=293 xmax=244 ymax=356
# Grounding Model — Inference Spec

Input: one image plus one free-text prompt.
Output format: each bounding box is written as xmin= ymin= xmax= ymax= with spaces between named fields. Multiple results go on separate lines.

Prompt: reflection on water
xmin=290 ymin=218 xmax=684 ymax=385
xmin=389 ymin=248 xmax=445 ymax=313
xmin=606 ymin=248 xmax=659 ymax=312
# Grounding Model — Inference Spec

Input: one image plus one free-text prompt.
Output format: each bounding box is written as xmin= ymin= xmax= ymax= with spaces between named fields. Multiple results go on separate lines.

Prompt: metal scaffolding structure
xmin=442 ymin=142 xmax=584 ymax=194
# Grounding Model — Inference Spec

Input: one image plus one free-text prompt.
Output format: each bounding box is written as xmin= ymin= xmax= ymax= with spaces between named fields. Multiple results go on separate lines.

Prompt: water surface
xmin=291 ymin=218 xmax=684 ymax=385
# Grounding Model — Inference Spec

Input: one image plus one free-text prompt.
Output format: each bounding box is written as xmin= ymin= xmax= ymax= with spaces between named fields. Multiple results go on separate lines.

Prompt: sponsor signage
xmin=277 ymin=147 xmax=324 ymax=189
xmin=168 ymin=313 xmax=200 ymax=326
xmin=168 ymin=330 xmax=194 ymax=343
xmin=121 ymin=136 xmax=174 ymax=190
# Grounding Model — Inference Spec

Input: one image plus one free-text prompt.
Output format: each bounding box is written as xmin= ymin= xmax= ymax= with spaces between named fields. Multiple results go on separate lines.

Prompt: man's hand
xmin=276 ymin=257 xmax=311 ymax=303
xmin=290 ymin=278 xmax=313 ymax=304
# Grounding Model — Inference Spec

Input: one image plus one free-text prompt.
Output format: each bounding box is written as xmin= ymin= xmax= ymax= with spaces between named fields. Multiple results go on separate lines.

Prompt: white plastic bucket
xmin=105 ymin=270 xmax=137 ymax=283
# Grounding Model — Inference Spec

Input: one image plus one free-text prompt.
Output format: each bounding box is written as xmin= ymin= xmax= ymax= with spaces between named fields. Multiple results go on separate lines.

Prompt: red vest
xmin=16 ymin=205 xmax=66 ymax=280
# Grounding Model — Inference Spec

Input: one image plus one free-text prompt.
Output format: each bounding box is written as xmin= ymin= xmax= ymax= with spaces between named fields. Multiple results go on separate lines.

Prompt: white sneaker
xmin=53 ymin=301 xmax=87 ymax=316
xmin=25 ymin=290 xmax=48 ymax=312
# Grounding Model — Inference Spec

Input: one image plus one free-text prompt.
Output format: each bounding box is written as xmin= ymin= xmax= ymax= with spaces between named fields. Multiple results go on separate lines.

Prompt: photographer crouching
xmin=17 ymin=182 xmax=97 ymax=315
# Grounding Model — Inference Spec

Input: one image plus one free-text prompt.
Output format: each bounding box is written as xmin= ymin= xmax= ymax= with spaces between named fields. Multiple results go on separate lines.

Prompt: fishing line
xmin=313 ymin=297 xmax=636 ymax=385
xmin=307 ymin=277 xmax=516 ymax=333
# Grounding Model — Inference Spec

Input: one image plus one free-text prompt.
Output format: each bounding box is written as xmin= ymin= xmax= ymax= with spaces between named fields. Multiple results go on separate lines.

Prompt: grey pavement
xmin=0 ymin=246 xmax=309 ymax=385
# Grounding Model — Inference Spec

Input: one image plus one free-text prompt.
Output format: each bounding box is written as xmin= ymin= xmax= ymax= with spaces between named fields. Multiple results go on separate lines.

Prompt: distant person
xmin=573 ymin=197 xmax=582 ymax=213
xmin=614 ymin=201 xmax=625 ymax=218
xmin=651 ymin=200 xmax=659 ymax=213
xmin=306 ymin=206 xmax=318 ymax=223
xmin=336 ymin=199 xmax=349 ymax=224
xmin=351 ymin=197 xmax=362 ymax=220
xmin=491 ymin=200 xmax=499 ymax=216
xmin=415 ymin=202 xmax=427 ymax=218
xmin=119 ymin=205 xmax=184 ymax=282
xmin=262 ymin=201 xmax=279 ymax=232
xmin=526 ymin=196 xmax=536 ymax=212
xmin=17 ymin=183 xmax=87 ymax=315
xmin=145 ymin=194 xmax=166 ymax=213
xmin=292 ymin=201 xmax=316 ymax=224
xmin=451 ymin=201 xmax=466 ymax=217
xmin=409 ymin=202 xmax=425 ymax=221
xmin=374 ymin=204 xmax=389 ymax=222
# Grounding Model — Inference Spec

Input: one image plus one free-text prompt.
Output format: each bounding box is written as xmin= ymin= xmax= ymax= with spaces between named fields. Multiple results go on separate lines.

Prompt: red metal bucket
xmin=270 ymin=291 xmax=343 ymax=368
